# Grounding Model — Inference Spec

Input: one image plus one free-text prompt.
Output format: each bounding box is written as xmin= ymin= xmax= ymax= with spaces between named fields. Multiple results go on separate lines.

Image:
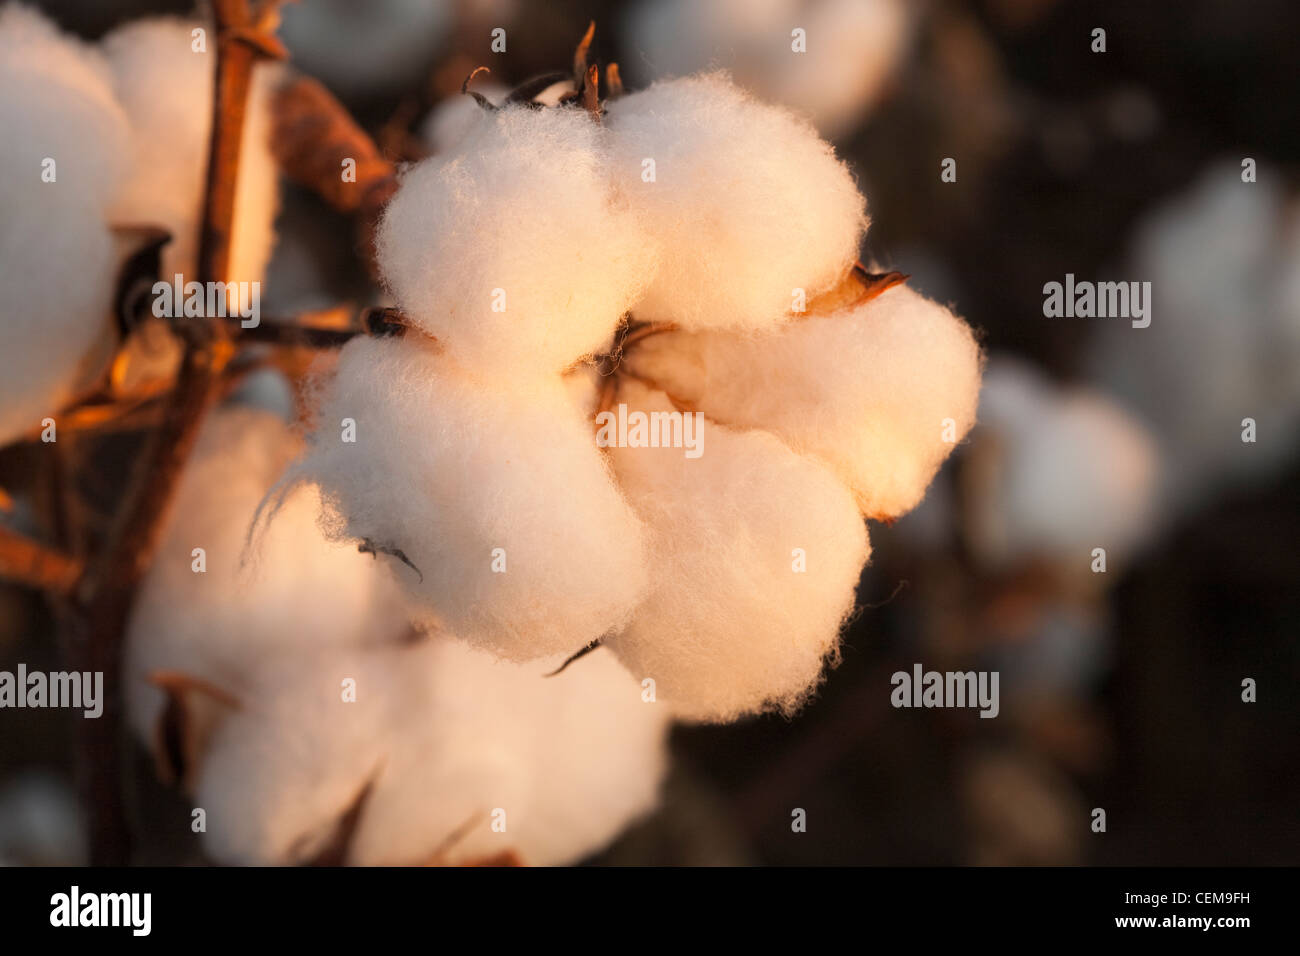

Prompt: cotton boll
xmin=968 ymin=358 xmax=1159 ymax=570
xmin=606 ymin=380 xmax=868 ymax=722
xmin=378 ymin=105 xmax=653 ymax=373
xmin=278 ymin=0 xmax=453 ymax=100
xmin=126 ymin=406 xmax=411 ymax=748
xmin=102 ymin=17 xmax=280 ymax=299
xmin=352 ymin=636 xmax=670 ymax=865
xmin=0 ymin=4 xmax=129 ymax=444
xmin=1088 ymin=162 xmax=1300 ymax=515
xmin=196 ymin=633 xmax=667 ymax=866
xmin=0 ymin=4 xmax=121 ymax=120
xmin=623 ymin=0 xmax=911 ymax=137
xmin=0 ymin=771 xmax=87 ymax=866
xmin=626 ymin=283 xmax=982 ymax=519
xmin=195 ymin=644 xmax=409 ymax=865
xmin=284 ymin=336 xmax=648 ymax=660
xmin=604 ymin=72 xmax=866 ymax=331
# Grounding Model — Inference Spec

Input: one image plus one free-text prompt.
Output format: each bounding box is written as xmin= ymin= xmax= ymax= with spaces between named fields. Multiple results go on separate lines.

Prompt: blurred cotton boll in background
xmin=966 ymin=357 xmax=1160 ymax=575
xmin=1087 ymin=162 xmax=1300 ymax=521
xmin=622 ymin=0 xmax=912 ymax=137
xmin=0 ymin=3 xmax=129 ymax=444
xmin=193 ymin=635 xmax=669 ymax=866
xmin=125 ymin=404 xmax=413 ymax=774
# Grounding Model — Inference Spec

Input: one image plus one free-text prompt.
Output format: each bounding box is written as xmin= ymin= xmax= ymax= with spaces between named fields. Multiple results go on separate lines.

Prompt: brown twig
xmin=272 ymin=76 xmax=398 ymax=277
xmin=64 ymin=0 xmax=285 ymax=866
xmin=0 ymin=525 xmax=82 ymax=594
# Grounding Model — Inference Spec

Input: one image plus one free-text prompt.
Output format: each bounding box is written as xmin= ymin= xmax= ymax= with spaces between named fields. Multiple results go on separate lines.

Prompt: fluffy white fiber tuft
xmin=419 ymin=82 xmax=508 ymax=155
xmin=280 ymin=337 xmax=648 ymax=660
xmin=1087 ymin=161 xmax=1300 ymax=515
xmin=102 ymin=17 xmax=280 ymax=298
xmin=378 ymin=104 xmax=654 ymax=373
xmin=607 ymin=380 xmax=868 ymax=723
xmin=969 ymin=358 xmax=1159 ymax=568
xmin=627 ymin=283 xmax=983 ymax=519
xmin=352 ymin=637 xmax=670 ymax=866
xmin=605 ymin=72 xmax=866 ymax=331
xmin=197 ymin=635 xmax=670 ymax=866
xmin=125 ymin=406 xmax=411 ymax=745
xmin=0 ymin=4 xmax=129 ymax=443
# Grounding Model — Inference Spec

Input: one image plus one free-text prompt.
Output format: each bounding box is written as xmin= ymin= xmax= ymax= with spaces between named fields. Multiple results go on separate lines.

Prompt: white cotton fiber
xmin=377 ymin=104 xmax=654 ymax=373
xmin=0 ymin=4 xmax=129 ymax=444
xmin=195 ymin=644 xmax=409 ymax=866
xmin=351 ymin=636 xmax=670 ymax=865
xmin=102 ymin=17 xmax=280 ymax=297
xmin=604 ymin=72 xmax=866 ymax=331
xmin=419 ymin=81 xmax=508 ymax=155
xmin=626 ymin=283 xmax=983 ymax=519
xmin=126 ymin=405 xmax=412 ymax=749
xmin=196 ymin=633 xmax=669 ymax=866
xmin=1087 ymin=161 xmax=1300 ymax=516
xmin=281 ymin=336 xmax=648 ymax=660
xmin=623 ymin=0 xmax=911 ymax=137
xmin=968 ymin=358 xmax=1159 ymax=569
xmin=606 ymin=380 xmax=868 ymax=723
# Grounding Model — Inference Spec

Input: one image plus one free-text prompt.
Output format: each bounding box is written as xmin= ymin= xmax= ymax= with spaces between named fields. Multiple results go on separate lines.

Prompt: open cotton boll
xmin=283 ymin=336 xmax=648 ymax=660
xmin=352 ymin=636 xmax=669 ymax=866
xmin=968 ymin=358 xmax=1159 ymax=570
xmin=378 ymin=104 xmax=653 ymax=373
xmin=604 ymin=72 xmax=865 ymax=331
xmin=1088 ymin=162 xmax=1300 ymax=515
xmin=102 ymin=17 xmax=280 ymax=300
xmin=606 ymin=380 xmax=868 ymax=723
xmin=0 ymin=4 xmax=129 ymax=444
xmin=195 ymin=644 xmax=410 ymax=866
xmin=626 ymin=283 xmax=982 ymax=519
xmin=623 ymin=0 xmax=910 ymax=137
xmin=126 ymin=406 xmax=411 ymax=748
xmin=196 ymin=634 xmax=667 ymax=866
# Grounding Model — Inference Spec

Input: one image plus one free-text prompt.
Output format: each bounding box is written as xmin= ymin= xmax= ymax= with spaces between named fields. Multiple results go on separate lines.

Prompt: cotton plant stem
xmin=272 ymin=76 xmax=398 ymax=277
xmin=62 ymin=0 xmax=283 ymax=866
xmin=0 ymin=525 xmax=81 ymax=594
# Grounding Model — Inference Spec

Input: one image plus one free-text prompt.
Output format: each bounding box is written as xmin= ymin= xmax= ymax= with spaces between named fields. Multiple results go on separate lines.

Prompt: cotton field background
xmin=0 ymin=0 xmax=1297 ymax=869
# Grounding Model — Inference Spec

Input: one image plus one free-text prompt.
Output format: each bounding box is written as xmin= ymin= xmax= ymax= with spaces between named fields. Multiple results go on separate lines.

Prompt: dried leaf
xmin=461 ymin=66 xmax=498 ymax=111
xmin=506 ymin=71 xmax=571 ymax=105
xmin=544 ymin=637 xmax=604 ymax=677
xmin=605 ymin=62 xmax=624 ymax=99
xmin=147 ymin=670 xmax=241 ymax=790
xmin=110 ymin=225 xmax=173 ymax=338
xmin=307 ymin=773 xmax=380 ymax=867
xmin=572 ymin=21 xmax=595 ymax=88
xmin=358 ymin=537 xmax=424 ymax=582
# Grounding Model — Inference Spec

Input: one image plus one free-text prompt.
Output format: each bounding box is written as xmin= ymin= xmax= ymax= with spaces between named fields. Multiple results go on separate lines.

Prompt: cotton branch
xmin=0 ymin=525 xmax=81 ymax=595
xmin=64 ymin=0 xmax=285 ymax=867
xmin=272 ymin=76 xmax=398 ymax=277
